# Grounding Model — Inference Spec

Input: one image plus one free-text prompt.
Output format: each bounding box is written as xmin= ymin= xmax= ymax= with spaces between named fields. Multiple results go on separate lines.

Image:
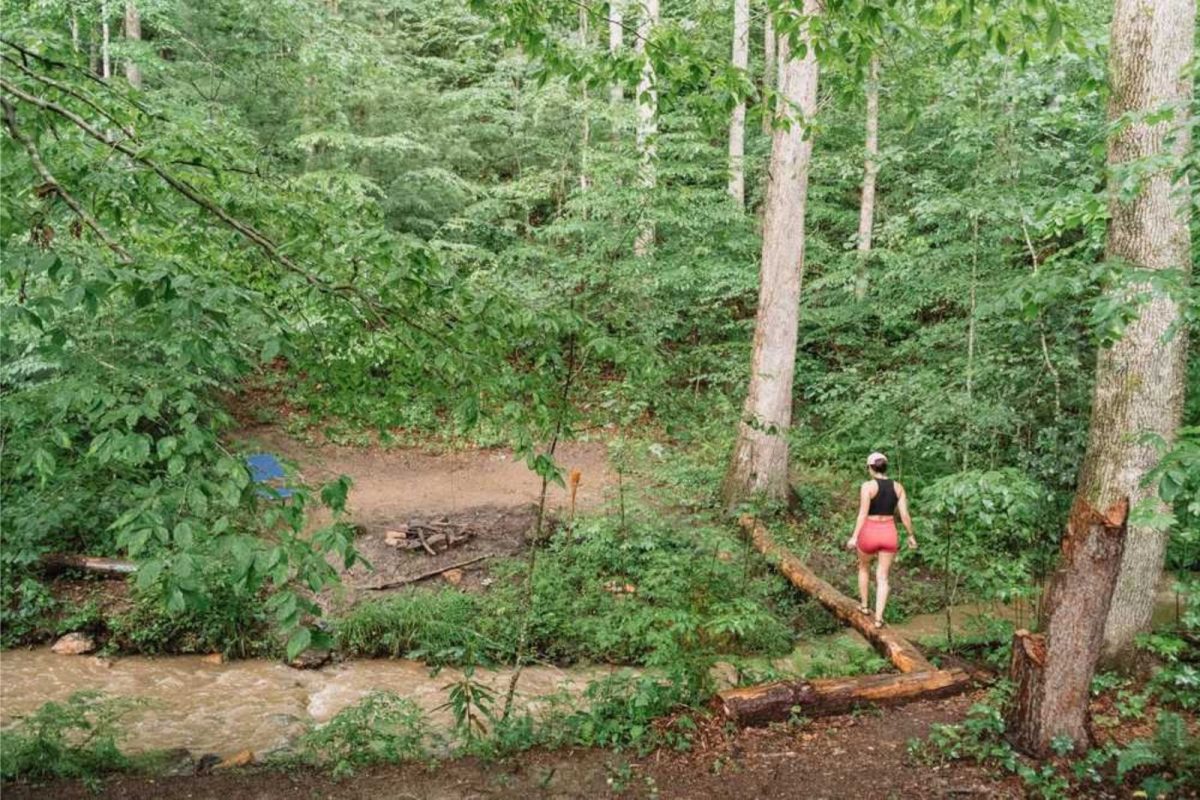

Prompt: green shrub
xmin=0 ymin=692 xmax=141 ymax=784
xmin=336 ymin=588 xmax=494 ymax=664
xmin=293 ymin=691 xmax=435 ymax=777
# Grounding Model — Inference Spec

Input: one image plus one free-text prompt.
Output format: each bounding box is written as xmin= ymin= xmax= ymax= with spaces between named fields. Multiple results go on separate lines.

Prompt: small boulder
xmin=214 ymin=749 xmax=254 ymax=770
xmin=287 ymin=649 xmax=330 ymax=670
xmin=441 ymin=568 xmax=464 ymax=586
xmin=201 ymin=652 xmax=225 ymax=665
xmin=51 ymin=632 xmax=96 ymax=655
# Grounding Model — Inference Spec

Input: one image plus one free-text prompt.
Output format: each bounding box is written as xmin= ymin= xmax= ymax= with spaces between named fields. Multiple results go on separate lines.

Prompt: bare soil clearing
xmin=233 ymin=426 xmax=613 ymax=601
xmin=5 ymin=692 xmax=1019 ymax=799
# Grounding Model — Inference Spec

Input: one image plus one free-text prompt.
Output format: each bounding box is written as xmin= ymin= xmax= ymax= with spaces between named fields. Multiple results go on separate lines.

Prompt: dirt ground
xmin=5 ymin=692 xmax=1021 ymax=799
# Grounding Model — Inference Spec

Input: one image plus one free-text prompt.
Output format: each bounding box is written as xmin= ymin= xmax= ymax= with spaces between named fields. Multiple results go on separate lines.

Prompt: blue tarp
xmin=246 ymin=453 xmax=294 ymax=498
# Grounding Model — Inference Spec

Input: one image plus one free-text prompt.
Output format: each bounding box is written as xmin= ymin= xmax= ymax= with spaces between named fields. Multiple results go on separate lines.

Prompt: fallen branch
xmin=717 ymin=667 xmax=974 ymax=726
xmin=738 ymin=515 xmax=934 ymax=673
xmin=359 ymin=555 xmax=489 ymax=591
xmin=39 ymin=553 xmax=137 ymax=577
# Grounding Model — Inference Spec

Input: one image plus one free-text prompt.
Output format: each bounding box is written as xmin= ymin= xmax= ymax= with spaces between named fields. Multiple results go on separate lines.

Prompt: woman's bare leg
xmin=857 ymin=551 xmax=872 ymax=611
xmin=874 ymin=551 xmax=895 ymax=624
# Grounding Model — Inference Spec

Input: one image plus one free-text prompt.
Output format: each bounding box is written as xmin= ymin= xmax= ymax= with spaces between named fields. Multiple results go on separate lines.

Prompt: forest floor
xmin=5 ymin=692 xmax=1021 ymax=799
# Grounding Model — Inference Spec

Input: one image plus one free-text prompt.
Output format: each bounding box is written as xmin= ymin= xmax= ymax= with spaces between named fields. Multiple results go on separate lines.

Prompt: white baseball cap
xmin=867 ymin=452 xmax=888 ymax=467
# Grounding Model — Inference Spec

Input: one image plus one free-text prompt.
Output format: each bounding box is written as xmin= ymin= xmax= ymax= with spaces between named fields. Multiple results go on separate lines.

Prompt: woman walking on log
xmin=846 ymin=452 xmax=916 ymax=628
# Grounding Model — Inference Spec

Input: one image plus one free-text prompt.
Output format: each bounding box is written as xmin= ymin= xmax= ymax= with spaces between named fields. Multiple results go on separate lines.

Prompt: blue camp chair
xmin=245 ymin=453 xmax=295 ymax=499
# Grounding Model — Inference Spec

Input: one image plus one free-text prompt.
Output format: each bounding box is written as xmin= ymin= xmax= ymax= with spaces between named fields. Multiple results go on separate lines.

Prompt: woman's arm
xmin=846 ymin=482 xmax=872 ymax=549
xmin=897 ymin=484 xmax=917 ymax=548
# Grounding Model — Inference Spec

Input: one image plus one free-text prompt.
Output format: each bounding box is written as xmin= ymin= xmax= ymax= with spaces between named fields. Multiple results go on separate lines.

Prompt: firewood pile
xmin=383 ymin=518 xmax=477 ymax=555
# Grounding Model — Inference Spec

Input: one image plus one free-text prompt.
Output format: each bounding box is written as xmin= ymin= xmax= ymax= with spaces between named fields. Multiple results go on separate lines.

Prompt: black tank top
xmin=868 ymin=479 xmax=898 ymax=515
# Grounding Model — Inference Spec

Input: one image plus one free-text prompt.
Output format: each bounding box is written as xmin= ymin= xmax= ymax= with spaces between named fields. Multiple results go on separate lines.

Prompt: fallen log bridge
xmin=718 ymin=667 xmax=974 ymax=727
xmin=716 ymin=515 xmax=976 ymax=726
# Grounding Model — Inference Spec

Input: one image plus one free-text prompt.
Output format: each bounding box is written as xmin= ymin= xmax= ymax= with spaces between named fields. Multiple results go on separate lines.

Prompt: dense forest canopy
xmin=0 ymin=0 xmax=1196 ymax=735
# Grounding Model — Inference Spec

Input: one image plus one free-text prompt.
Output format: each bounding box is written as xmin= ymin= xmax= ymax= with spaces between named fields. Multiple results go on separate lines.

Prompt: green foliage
xmin=918 ymin=469 xmax=1056 ymax=598
xmin=1139 ymin=578 xmax=1200 ymax=711
xmin=0 ymin=692 xmax=141 ymax=784
xmin=292 ymin=691 xmax=434 ymax=778
xmin=912 ymin=681 xmax=1200 ymax=800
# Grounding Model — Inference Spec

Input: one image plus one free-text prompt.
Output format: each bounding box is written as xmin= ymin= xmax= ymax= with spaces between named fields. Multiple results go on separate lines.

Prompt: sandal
xmin=873 ymin=618 xmax=886 ymax=629
xmin=858 ymin=605 xmax=870 ymax=615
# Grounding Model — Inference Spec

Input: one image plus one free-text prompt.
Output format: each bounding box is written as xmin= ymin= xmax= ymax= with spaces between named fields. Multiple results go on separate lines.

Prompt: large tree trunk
xmin=1091 ymin=0 xmax=1194 ymax=663
xmin=853 ymin=54 xmax=879 ymax=300
xmin=1007 ymin=499 xmax=1128 ymax=755
xmin=609 ymin=0 xmax=623 ymax=106
xmin=736 ymin=516 xmax=933 ymax=672
xmin=123 ymin=1 xmax=142 ymax=88
xmin=761 ymin=4 xmax=775 ymax=134
xmin=633 ymin=0 xmax=659 ymax=256
xmin=722 ymin=2 xmax=820 ymax=506
xmin=719 ymin=668 xmax=973 ymax=727
xmin=727 ymin=0 xmax=749 ymax=207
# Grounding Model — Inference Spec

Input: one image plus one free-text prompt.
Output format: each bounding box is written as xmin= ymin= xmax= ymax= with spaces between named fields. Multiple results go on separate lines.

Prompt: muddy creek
xmin=0 ymin=649 xmax=615 ymax=757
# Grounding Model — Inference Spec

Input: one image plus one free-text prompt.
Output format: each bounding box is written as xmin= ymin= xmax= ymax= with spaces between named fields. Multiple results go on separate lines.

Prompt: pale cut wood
xmin=718 ymin=668 xmax=973 ymax=727
xmin=738 ymin=516 xmax=934 ymax=673
xmin=40 ymin=554 xmax=137 ymax=576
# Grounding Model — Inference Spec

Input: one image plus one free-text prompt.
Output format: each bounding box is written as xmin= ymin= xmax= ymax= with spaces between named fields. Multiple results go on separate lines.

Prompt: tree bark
xmin=609 ymin=0 xmax=623 ymax=105
xmin=1007 ymin=499 xmax=1128 ymax=756
xmin=727 ymin=0 xmax=749 ymax=206
xmin=853 ymin=55 xmax=879 ymax=300
xmin=719 ymin=668 xmax=973 ymax=727
xmin=722 ymin=2 xmax=820 ymax=506
xmin=761 ymin=4 xmax=775 ymax=134
xmin=123 ymin=1 xmax=142 ymax=89
xmin=1089 ymin=0 xmax=1194 ymax=663
xmin=736 ymin=516 xmax=934 ymax=672
xmin=633 ymin=0 xmax=659 ymax=256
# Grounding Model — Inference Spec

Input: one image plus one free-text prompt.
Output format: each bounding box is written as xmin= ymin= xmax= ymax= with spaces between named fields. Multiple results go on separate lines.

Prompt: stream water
xmin=0 ymin=649 xmax=615 ymax=758
xmin=0 ymin=588 xmax=1183 ymax=759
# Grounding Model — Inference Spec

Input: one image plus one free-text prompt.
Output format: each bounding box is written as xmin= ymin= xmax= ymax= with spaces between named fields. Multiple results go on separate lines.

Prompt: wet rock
xmin=51 ymin=632 xmax=96 ymax=655
xmin=288 ymin=649 xmax=330 ymax=670
xmin=201 ymin=652 xmax=225 ymax=665
xmin=159 ymin=748 xmax=194 ymax=777
xmin=91 ymin=655 xmax=114 ymax=668
xmin=214 ymin=749 xmax=254 ymax=769
xmin=441 ymin=568 xmax=464 ymax=586
xmin=195 ymin=753 xmax=221 ymax=775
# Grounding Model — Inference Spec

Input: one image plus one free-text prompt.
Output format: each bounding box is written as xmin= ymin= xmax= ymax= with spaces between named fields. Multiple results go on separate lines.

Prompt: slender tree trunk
xmin=609 ymin=0 xmax=623 ymax=105
xmin=1091 ymin=0 xmax=1193 ymax=664
xmin=853 ymin=55 xmax=879 ymax=299
xmin=579 ymin=7 xmax=590 ymax=193
xmin=123 ymin=1 xmax=142 ymax=89
xmin=722 ymin=0 xmax=820 ymax=507
xmin=633 ymin=0 xmax=659 ymax=256
xmin=762 ymin=4 xmax=776 ymax=133
xmin=727 ymin=0 xmax=749 ymax=206
xmin=101 ymin=1 xmax=111 ymax=80
xmin=70 ymin=13 xmax=80 ymax=53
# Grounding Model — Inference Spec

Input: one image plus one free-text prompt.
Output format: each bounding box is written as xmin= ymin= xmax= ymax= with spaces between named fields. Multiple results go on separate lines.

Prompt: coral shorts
xmin=857 ymin=518 xmax=898 ymax=554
